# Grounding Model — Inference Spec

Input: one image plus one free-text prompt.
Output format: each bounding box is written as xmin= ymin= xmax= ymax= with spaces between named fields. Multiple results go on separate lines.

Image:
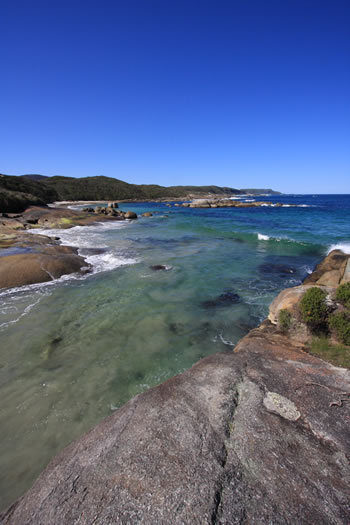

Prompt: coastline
xmin=2 ymin=250 xmax=350 ymax=524
xmin=0 ymin=204 xmax=137 ymax=290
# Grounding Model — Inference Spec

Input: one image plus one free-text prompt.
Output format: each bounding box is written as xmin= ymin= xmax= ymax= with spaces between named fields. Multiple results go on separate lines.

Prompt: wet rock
xmin=304 ymin=250 xmax=349 ymax=287
xmin=142 ymin=212 xmax=153 ymax=217
xmin=124 ymin=211 xmax=137 ymax=219
xmin=0 ymin=250 xmax=89 ymax=289
xmin=108 ymin=202 xmax=119 ymax=208
xmin=201 ymin=291 xmax=241 ymax=308
xmin=150 ymin=264 xmax=171 ymax=271
xmin=79 ymin=248 xmax=106 ymax=256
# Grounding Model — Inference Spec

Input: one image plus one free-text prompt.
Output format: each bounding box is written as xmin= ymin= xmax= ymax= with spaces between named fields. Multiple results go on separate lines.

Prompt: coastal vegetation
xmin=278 ymin=308 xmax=292 ymax=333
xmin=299 ymin=286 xmax=328 ymax=330
xmin=0 ymin=173 xmax=280 ymax=213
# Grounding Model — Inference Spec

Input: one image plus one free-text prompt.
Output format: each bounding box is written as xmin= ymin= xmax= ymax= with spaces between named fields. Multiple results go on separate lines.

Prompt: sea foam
xmin=328 ymin=243 xmax=350 ymax=255
xmin=257 ymin=233 xmax=270 ymax=241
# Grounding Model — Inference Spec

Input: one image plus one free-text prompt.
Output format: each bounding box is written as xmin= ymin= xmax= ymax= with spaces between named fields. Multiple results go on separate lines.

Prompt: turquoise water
xmin=0 ymin=194 xmax=350 ymax=510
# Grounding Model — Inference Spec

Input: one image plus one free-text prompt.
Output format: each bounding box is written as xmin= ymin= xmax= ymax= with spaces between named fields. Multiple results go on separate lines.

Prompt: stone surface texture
xmin=1 ymin=251 xmax=350 ymax=524
xmin=2 ymin=326 xmax=350 ymax=525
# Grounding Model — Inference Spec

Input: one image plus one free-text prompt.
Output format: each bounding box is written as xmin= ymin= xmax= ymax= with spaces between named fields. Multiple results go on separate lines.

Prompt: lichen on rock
xmin=263 ymin=391 xmax=301 ymax=421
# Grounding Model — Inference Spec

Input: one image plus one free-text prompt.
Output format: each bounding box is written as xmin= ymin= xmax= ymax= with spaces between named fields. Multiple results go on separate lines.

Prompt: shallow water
xmin=1 ymin=194 xmax=350 ymax=510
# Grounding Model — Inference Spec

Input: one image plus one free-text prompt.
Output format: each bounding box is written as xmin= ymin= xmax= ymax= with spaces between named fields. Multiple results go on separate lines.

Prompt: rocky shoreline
xmin=0 ymin=204 xmax=140 ymax=290
xmin=1 ymin=250 xmax=350 ymax=524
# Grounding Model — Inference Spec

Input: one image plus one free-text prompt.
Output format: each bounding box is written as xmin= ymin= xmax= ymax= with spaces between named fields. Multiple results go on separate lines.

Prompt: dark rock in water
xmin=259 ymin=263 xmax=296 ymax=276
xmin=79 ymin=248 xmax=106 ymax=256
xmin=142 ymin=212 xmax=153 ymax=217
xmin=201 ymin=291 xmax=241 ymax=308
xmin=125 ymin=211 xmax=137 ymax=219
xmin=150 ymin=264 xmax=171 ymax=271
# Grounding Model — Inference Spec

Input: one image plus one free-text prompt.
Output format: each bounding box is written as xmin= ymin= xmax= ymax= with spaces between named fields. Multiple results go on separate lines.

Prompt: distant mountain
xmin=240 ymin=188 xmax=281 ymax=195
xmin=0 ymin=173 xmax=280 ymax=213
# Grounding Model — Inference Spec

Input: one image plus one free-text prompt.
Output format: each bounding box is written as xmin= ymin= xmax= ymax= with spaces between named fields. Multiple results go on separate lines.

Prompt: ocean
xmin=0 ymin=194 xmax=350 ymax=510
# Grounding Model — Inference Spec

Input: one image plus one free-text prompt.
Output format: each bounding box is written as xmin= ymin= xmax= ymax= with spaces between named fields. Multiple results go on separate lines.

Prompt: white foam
xmin=1 ymin=221 xmax=138 ymax=300
xmin=328 ymin=243 xmax=350 ymax=255
xmin=85 ymin=252 xmax=137 ymax=274
xmin=257 ymin=233 xmax=270 ymax=241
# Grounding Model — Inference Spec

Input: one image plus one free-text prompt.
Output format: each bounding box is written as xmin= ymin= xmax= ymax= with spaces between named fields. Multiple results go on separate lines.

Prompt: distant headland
xmin=0 ymin=173 xmax=280 ymax=213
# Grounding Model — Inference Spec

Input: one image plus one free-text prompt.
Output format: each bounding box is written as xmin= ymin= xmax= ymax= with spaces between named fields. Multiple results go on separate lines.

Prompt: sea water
xmin=0 ymin=194 xmax=350 ymax=510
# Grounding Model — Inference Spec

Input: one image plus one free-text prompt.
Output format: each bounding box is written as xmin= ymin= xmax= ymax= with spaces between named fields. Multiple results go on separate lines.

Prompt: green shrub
xmin=335 ymin=282 xmax=350 ymax=309
xmin=278 ymin=309 xmax=292 ymax=333
xmin=329 ymin=312 xmax=350 ymax=345
xmin=299 ymin=287 xmax=328 ymax=329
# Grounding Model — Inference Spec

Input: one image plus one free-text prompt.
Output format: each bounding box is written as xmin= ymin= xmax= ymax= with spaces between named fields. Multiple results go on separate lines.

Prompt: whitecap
xmin=328 ymin=243 xmax=350 ymax=255
xmin=257 ymin=233 xmax=270 ymax=241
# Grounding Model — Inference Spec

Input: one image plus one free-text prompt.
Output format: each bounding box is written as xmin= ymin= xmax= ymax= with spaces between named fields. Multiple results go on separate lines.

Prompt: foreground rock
xmin=2 ymin=326 xmax=349 ymax=524
xmin=2 ymin=249 xmax=350 ymax=523
xmin=0 ymin=248 xmax=88 ymax=289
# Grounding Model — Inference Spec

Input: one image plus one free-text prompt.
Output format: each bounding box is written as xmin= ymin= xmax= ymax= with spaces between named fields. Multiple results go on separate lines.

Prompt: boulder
xmin=2 ymin=329 xmax=350 ymax=524
xmin=341 ymin=258 xmax=350 ymax=284
xmin=304 ymin=250 xmax=349 ymax=287
xmin=124 ymin=211 xmax=137 ymax=219
xmin=0 ymin=250 xmax=89 ymax=289
xmin=142 ymin=212 xmax=153 ymax=217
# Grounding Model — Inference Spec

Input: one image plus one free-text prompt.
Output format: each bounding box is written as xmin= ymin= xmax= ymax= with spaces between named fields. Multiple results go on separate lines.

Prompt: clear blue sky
xmin=1 ymin=1 xmax=349 ymax=193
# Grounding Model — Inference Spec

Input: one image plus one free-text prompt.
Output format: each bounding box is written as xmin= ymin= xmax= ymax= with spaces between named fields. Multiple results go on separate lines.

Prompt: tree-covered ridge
xmin=0 ymin=173 xmax=280 ymax=212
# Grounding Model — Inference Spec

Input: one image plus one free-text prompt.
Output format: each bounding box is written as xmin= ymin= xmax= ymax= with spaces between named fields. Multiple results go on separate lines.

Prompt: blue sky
xmin=1 ymin=1 xmax=349 ymax=193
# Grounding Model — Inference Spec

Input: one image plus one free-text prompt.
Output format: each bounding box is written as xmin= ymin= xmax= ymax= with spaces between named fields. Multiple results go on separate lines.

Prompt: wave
xmin=328 ymin=243 xmax=350 ymax=255
xmin=29 ymin=221 xmax=138 ymax=274
xmin=257 ymin=233 xmax=271 ymax=241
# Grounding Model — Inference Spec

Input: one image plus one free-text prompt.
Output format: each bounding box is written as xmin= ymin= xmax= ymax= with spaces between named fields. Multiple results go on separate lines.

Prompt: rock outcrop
xmin=2 ymin=325 xmax=350 ymax=524
xmin=269 ymin=250 xmax=350 ymax=326
xmin=182 ymin=199 xmax=291 ymax=209
xmin=1 ymin=250 xmax=350 ymax=524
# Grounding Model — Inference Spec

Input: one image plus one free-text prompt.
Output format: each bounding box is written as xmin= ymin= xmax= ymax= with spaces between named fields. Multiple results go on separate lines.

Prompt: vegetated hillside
xmin=44 ymin=176 xmax=147 ymax=201
xmin=0 ymin=174 xmax=59 ymax=212
xmin=44 ymin=177 xmax=242 ymax=201
xmin=22 ymin=174 xmax=50 ymax=181
xmin=240 ymin=188 xmax=281 ymax=195
xmin=0 ymin=173 xmax=280 ymax=212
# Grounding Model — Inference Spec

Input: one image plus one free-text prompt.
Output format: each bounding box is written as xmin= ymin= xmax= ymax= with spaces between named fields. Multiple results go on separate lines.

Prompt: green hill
xmin=0 ymin=173 xmax=279 ymax=213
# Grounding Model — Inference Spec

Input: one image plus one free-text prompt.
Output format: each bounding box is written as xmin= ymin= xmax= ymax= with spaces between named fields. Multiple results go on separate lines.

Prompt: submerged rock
xmin=201 ymin=290 xmax=241 ymax=308
xmin=258 ymin=262 xmax=296 ymax=275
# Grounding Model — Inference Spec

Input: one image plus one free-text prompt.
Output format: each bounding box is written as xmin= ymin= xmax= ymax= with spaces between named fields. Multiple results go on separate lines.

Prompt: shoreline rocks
xmin=0 ymin=204 xmax=138 ymax=290
xmin=181 ymin=198 xmax=292 ymax=208
xmin=1 ymin=250 xmax=350 ymax=523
